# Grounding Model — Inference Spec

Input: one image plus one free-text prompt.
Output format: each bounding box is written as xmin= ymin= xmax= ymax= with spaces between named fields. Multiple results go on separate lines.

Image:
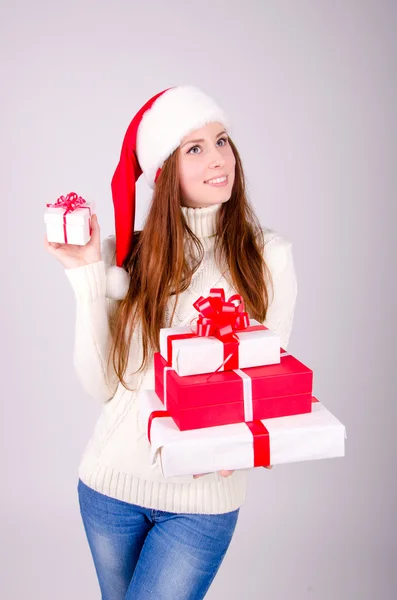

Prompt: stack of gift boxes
xmin=43 ymin=195 xmax=346 ymax=477
xmin=139 ymin=288 xmax=346 ymax=478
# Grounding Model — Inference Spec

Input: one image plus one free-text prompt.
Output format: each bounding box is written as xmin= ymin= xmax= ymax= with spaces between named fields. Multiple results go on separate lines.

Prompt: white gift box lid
xmin=159 ymin=318 xmax=281 ymax=376
xmin=44 ymin=201 xmax=95 ymax=225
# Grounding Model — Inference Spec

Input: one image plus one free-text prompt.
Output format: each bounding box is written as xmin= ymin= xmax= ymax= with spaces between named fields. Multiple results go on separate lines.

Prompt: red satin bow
xmin=46 ymin=192 xmax=88 ymax=216
xmin=192 ymin=288 xmax=250 ymax=341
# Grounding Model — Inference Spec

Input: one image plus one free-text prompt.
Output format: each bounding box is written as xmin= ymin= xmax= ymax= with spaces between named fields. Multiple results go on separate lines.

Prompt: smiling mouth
xmin=204 ymin=175 xmax=228 ymax=185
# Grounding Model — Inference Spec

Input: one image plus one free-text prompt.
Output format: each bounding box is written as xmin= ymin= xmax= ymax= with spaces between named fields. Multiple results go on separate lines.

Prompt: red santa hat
xmin=107 ymin=84 xmax=231 ymax=300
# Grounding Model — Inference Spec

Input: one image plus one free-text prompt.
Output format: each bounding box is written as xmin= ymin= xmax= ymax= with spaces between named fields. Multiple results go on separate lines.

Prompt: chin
xmin=185 ymin=189 xmax=232 ymax=208
xmin=201 ymin=197 xmax=229 ymax=207
xmin=207 ymin=189 xmax=232 ymax=202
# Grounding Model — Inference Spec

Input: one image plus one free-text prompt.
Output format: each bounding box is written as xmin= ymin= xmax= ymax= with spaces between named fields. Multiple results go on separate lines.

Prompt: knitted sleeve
xmin=262 ymin=230 xmax=298 ymax=350
xmin=64 ymin=236 xmax=122 ymax=403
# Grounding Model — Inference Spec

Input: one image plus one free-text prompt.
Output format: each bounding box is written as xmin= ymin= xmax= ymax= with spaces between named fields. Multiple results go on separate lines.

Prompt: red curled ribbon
xmin=46 ymin=192 xmax=92 ymax=243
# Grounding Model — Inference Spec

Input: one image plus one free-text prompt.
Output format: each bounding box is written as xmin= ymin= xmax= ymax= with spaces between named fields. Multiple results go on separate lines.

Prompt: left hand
xmin=193 ymin=465 xmax=273 ymax=478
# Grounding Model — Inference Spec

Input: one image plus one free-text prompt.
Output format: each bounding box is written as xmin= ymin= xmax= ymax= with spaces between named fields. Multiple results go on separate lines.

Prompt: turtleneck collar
xmin=180 ymin=202 xmax=222 ymax=239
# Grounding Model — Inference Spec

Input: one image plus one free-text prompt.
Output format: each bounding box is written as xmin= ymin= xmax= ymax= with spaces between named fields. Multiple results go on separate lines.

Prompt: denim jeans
xmin=77 ymin=478 xmax=240 ymax=599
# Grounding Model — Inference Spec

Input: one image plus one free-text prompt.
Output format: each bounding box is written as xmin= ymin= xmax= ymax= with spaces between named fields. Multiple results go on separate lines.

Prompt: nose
xmin=208 ymin=146 xmax=226 ymax=169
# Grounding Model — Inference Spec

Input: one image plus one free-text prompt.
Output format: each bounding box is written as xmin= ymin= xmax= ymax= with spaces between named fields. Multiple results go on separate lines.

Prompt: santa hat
xmin=107 ymin=84 xmax=231 ymax=300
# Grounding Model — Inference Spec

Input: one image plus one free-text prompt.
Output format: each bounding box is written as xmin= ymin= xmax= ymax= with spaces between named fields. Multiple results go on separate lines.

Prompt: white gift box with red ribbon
xmin=159 ymin=318 xmax=281 ymax=377
xmin=139 ymin=389 xmax=346 ymax=478
xmin=44 ymin=193 xmax=95 ymax=245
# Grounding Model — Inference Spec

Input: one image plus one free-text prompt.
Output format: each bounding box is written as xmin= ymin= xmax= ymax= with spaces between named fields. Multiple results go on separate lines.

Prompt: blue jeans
xmin=77 ymin=479 xmax=240 ymax=599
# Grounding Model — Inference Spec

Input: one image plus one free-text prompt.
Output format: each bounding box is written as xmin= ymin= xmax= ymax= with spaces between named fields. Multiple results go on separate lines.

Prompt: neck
xmin=180 ymin=202 xmax=222 ymax=239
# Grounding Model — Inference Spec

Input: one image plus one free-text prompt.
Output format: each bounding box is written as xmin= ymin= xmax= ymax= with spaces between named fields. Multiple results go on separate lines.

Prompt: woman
xmin=45 ymin=85 xmax=297 ymax=599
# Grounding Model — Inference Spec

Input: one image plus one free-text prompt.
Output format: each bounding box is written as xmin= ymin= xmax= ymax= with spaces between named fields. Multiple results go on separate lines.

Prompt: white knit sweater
xmin=65 ymin=202 xmax=298 ymax=514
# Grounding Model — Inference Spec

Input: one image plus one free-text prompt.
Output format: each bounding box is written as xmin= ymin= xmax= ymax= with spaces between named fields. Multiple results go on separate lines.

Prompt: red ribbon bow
xmin=192 ymin=287 xmax=250 ymax=341
xmin=46 ymin=192 xmax=92 ymax=243
xmin=46 ymin=192 xmax=89 ymax=215
xmin=166 ymin=288 xmax=265 ymax=371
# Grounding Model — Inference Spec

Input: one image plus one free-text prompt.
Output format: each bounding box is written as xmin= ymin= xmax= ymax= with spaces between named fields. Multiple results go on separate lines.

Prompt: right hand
xmin=44 ymin=213 xmax=102 ymax=269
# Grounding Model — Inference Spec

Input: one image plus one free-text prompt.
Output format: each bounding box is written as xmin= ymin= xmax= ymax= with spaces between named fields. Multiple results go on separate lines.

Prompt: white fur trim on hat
xmin=136 ymin=85 xmax=231 ymax=188
xmin=106 ymin=265 xmax=130 ymax=300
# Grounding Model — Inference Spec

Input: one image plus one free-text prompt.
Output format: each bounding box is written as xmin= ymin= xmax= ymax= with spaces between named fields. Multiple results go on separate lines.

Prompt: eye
xmin=187 ymin=137 xmax=228 ymax=155
xmin=187 ymin=145 xmax=201 ymax=154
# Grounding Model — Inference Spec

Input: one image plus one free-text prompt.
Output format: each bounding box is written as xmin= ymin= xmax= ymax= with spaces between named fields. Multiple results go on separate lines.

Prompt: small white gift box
xmin=139 ymin=390 xmax=346 ymax=478
xmin=159 ymin=318 xmax=281 ymax=377
xmin=44 ymin=194 xmax=95 ymax=245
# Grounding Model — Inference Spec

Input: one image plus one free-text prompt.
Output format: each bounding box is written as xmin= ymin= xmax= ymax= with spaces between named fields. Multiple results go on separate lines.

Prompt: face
xmin=178 ymin=121 xmax=236 ymax=208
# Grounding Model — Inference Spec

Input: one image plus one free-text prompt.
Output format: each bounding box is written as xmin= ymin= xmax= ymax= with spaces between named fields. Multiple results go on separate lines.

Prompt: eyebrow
xmin=181 ymin=130 xmax=228 ymax=149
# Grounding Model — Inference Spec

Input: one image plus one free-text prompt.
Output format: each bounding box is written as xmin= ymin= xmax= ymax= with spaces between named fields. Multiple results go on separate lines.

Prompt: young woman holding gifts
xmin=45 ymin=85 xmax=297 ymax=600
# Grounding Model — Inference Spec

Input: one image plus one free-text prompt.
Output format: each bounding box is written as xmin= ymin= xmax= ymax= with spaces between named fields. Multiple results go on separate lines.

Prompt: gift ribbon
xmin=166 ymin=288 xmax=267 ymax=371
xmin=147 ymin=410 xmax=171 ymax=444
xmin=233 ymin=369 xmax=253 ymax=421
xmin=246 ymin=421 xmax=271 ymax=467
xmin=46 ymin=192 xmax=92 ymax=243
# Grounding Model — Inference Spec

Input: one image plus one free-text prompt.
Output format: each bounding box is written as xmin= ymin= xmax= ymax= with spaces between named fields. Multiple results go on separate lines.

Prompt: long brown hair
xmin=108 ymin=138 xmax=273 ymax=389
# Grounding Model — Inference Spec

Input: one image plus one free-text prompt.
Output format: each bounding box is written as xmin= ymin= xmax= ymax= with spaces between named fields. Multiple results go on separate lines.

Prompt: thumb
xmin=90 ymin=213 xmax=100 ymax=242
xmin=91 ymin=212 xmax=99 ymax=229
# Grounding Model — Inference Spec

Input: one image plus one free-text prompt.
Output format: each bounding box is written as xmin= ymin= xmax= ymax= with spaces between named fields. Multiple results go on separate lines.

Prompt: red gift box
xmin=154 ymin=350 xmax=313 ymax=431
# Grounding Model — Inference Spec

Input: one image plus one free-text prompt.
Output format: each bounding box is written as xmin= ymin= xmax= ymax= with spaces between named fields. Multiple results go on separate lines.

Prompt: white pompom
xmin=105 ymin=265 xmax=130 ymax=300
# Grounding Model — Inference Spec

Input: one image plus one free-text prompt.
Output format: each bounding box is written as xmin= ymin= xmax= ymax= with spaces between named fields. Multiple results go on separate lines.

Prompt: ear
xmin=106 ymin=265 xmax=130 ymax=300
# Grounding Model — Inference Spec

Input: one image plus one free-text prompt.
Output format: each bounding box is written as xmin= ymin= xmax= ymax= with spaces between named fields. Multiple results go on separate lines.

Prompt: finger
xmin=219 ymin=470 xmax=234 ymax=477
xmin=91 ymin=213 xmax=99 ymax=234
xmin=87 ymin=213 xmax=100 ymax=246
xmin=44 ymin=234 xmax=61 ymax=251
xmin=193 ymin=473 xmax=209 ymax=479
xmin=264 ymin=465 xmax=273 ymax=469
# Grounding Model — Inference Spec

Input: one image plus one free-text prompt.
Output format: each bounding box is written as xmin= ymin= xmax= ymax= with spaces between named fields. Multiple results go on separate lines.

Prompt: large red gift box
xmin=154 ymin=350 xmax=313 ymax=431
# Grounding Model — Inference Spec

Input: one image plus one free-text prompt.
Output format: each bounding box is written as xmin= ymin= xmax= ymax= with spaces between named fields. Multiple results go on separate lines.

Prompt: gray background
xmin=1 ymin=1 xmax=396 ymax=598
